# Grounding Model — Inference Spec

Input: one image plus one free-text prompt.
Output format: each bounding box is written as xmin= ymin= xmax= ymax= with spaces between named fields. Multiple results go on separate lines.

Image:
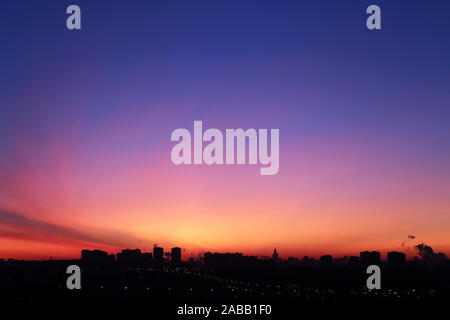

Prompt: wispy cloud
xmin=0 ymin=208 xmax=146 ymax=249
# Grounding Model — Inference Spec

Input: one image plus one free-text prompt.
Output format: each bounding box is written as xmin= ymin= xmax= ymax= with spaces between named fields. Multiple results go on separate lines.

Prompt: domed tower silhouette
xmin=272 ymin=248 xmax=279 ymax=261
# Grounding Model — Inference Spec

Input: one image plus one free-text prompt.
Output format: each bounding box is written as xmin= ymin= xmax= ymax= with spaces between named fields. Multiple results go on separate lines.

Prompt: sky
xmin=0 ymin=0 xmax=449 ymax=260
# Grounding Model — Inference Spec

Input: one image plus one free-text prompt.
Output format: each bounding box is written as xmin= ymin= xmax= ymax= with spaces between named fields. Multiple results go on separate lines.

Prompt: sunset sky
xmin=1 ymin=1 xmax=449 ymax=260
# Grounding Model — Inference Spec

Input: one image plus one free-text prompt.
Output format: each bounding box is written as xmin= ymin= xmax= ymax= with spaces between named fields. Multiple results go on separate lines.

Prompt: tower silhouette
xmin=272 ymin=248 xmax=279 ymax=261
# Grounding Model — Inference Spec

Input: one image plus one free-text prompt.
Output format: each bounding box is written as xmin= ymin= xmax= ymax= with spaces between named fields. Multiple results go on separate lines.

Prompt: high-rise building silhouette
xmin=171 ymin=247 xmax=181 ymax=265
xmin=81 ymin=249 xmax=114 ymax=265
xmin=360 ymin=251 xmax=380 ymax=266
xmin=153 ymin=246 xmax=164 ymax=262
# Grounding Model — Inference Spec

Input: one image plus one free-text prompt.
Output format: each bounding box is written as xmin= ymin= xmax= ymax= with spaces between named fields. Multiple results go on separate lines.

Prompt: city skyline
xmin=0 ymin=239 xmax=445 ymax=264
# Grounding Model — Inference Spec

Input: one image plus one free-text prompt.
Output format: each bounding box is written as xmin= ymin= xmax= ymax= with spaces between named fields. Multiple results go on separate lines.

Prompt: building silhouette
xmin=116 ymin=249 xmax=153 ymax=266
xmin=387 ymin=251 xmax=406 ymax=268
xmin=272 ymin=248 xmax=279 ymax=262
xmin=302 ymin=256 xmax=315 ymax=266
xmin=81 ymin=249 xmax=114 ymax=265
xmin=360 ymin=251 xmax=380 ymax=266
xmin=117 ymin=249 xmax=141 ymax=266
xmin=320 ymin=254 xmax=332 ymax=267
xmin=171 ymin=247 xmax=181 ymax=265
xmin=153 ymin=246 xmax=164 ymax=262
